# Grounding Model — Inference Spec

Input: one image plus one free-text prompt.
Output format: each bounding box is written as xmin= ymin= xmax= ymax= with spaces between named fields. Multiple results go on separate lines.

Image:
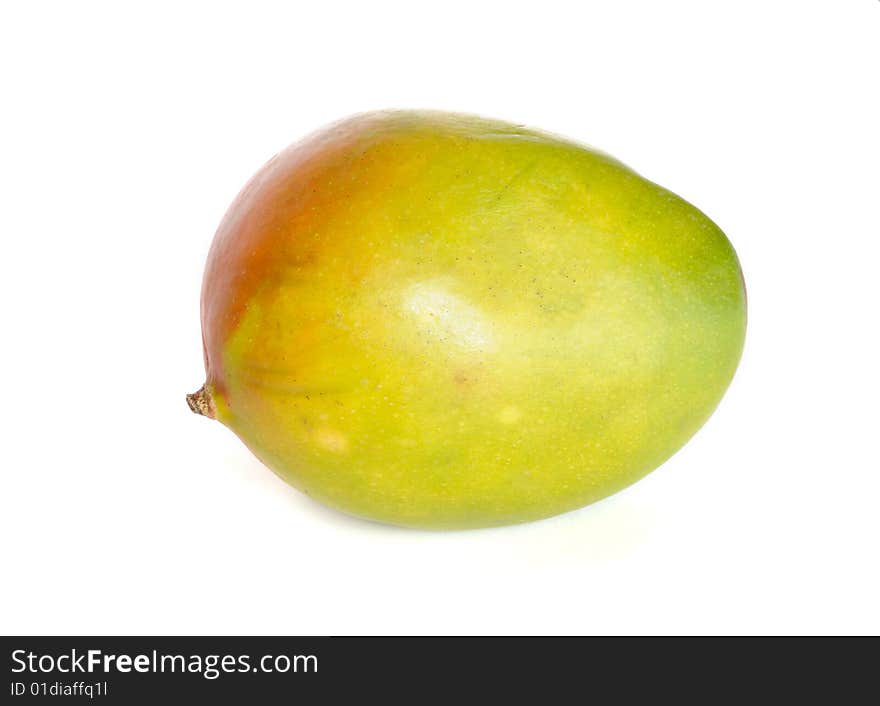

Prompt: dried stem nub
xmin=186 ymin=384 xmax=216 ymax=419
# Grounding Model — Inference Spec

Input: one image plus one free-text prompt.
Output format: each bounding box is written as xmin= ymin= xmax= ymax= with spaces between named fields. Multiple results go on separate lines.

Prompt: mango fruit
xmin=188 ymin=110 xmax=746 ymax=529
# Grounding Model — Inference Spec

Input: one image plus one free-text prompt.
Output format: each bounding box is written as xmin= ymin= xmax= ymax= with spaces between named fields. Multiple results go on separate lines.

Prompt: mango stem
xmin=186 ymin=384 xmax=216 ymax=419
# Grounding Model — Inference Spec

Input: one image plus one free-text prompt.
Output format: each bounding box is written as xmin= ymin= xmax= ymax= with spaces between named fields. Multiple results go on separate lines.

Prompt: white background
xmin=1 ymin=1 xmax=878 ymax=636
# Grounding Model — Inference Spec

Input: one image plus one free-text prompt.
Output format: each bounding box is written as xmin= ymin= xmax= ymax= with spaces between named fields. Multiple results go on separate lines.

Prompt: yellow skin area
xmin=201 ymin=111 xmax=746 ymax=529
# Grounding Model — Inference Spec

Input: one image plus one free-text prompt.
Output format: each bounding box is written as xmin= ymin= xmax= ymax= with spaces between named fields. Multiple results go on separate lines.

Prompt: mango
xmin=188 ymin=111 xmax=746 ymax=529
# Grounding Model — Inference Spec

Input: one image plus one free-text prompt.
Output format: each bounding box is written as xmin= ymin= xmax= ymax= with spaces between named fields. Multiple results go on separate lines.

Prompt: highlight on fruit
xmin=188 ymin=110 xmax=746 ymax=529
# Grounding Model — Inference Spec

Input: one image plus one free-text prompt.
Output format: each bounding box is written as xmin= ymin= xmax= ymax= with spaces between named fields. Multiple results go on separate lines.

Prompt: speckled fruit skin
xmin=191 ymin=110 xmax=746 ymax=529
